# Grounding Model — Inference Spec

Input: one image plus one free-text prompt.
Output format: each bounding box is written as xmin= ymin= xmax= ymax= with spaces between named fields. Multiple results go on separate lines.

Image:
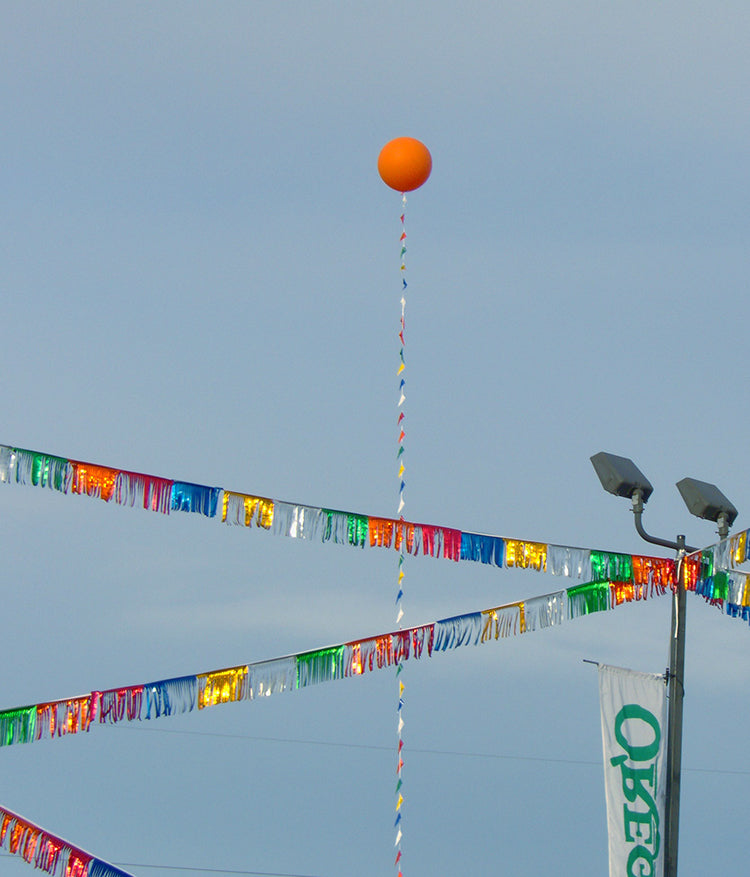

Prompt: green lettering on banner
xmin=610 ymin=756 xmax=659 ymax=827
xmin=614 ymin=703 xmax=661 ymax=762
xmin=626 ymin=844 xmax=655 ymax=877
xmin=609 ymin=702 xmax=663 ymax=871
xmin=623 ymin=804 xmax=657 ymax=847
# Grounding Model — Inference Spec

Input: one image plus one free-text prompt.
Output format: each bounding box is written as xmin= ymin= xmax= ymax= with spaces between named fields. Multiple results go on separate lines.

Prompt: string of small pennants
xmin=0 ymin=545 xmax=747 ymax=751
xmin=395 ymin=193 xmax=408 ymax=871
xmin=5 ymin=443 xmax=749 ymax=597
xmin=0 ymin=805 xmax=132 ymax=877
xmin=378 ymin=138 xmax=434 ymax=873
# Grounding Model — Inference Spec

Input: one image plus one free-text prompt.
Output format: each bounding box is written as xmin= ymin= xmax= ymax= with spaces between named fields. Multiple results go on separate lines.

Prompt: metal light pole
xmin=664 ymin=537 xmax=686 ymax=877
xmin=629 ymin=486 xmax=692 ymax=877
xmin=590 ymin=453 xmax=737 ymax=877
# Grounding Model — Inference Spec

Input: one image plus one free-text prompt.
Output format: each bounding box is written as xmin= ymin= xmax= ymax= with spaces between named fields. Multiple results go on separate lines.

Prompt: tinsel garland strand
xmin=4 ymin=564 xmax=747 ymax=751
xmin=3 ymin=443 xmax=730 ymax=583
xmin=0 ymin=805 xmax=132 ymax=876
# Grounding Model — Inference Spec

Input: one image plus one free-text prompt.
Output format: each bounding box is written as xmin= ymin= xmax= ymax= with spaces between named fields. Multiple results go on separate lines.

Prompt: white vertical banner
xmin=599 ymin=664 xmax=667 ymax=877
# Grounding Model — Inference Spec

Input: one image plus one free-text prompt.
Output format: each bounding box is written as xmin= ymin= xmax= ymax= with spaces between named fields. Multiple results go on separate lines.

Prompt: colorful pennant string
xmin=1 ymin=443 xmax=714 ymax=587
xmin=395 ymin=192 xmax=408 ymax=871
xmin=0 ymin=805 xmax=132 ymax=876
xmin=5 ymin=559 xmax=746 ymax=751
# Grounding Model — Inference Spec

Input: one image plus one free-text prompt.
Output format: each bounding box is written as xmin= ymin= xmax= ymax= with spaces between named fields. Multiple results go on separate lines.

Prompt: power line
xmin=113 ymin=723 xmax=750 ymax=776
xmin=0 ymin=853 xmax=320 ymax=877
xmin=0 ymin=854 xmax=323 ymax=877
xmin=2 ymin=727 xmax=742 ymax=877
xmin=116 ymin=864 xmax=324 ymax=876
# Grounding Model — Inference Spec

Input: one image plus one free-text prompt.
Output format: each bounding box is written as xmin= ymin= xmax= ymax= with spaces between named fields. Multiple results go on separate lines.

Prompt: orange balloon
xmin=378 ymin=137 xmax=432 ymax=192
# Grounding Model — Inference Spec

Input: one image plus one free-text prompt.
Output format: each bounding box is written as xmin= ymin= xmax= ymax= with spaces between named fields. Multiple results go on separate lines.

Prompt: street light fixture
xmin=590 ymin=450 xmax=654 ymax=503
xmin=590 ymin=451 xmax=695 ymax=552
xmin=590 ymin=451 xmax=740 ymax=877
xmin=676 ymin=476 xmax=738 ymax=540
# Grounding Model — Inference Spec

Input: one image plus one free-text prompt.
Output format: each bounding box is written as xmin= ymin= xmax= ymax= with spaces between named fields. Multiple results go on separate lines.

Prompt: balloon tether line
xmin=394 ymin=191 xmax=407 ymax=874
xmin=378 ymin=135 xmax=431 ymax=877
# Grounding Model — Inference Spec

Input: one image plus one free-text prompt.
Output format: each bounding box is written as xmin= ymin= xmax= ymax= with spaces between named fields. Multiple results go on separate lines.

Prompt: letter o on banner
xmin=614 ymin=704 xmax=661 ymax=763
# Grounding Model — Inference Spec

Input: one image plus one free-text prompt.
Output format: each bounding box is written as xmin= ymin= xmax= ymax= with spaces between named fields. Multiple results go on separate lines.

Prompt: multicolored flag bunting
xmin=4 ymin=443 xmax=750 ymax=625
xmin=0 ymin=556 xmax=743 ymax=752
xmin=0 ymin=805 xmax=132 ymax=876
xmin=8 ymin=444 xmax=750 ymax=605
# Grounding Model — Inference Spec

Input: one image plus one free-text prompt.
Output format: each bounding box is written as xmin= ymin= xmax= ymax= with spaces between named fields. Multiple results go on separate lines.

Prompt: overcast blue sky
xmin=2 ymin=4 xmax=750 ymax=875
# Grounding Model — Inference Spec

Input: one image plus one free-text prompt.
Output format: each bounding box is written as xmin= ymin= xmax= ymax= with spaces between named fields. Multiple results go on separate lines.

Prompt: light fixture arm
xmin=630 ymin=489 xmax=698 ymax=553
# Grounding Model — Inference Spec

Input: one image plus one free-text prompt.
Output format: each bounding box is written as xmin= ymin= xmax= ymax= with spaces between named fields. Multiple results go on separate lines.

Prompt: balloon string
xmin=395 ymin=192 xmax=407 ymax=875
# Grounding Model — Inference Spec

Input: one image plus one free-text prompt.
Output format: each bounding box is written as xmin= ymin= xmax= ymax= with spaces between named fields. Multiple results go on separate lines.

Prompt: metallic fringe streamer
xmin=144 ymin=676 xmax=197 ymax=719
xmin=524 ymin=591 xmax=567 ymax=629
xmin=170 ymin=482 xmax=221 ymax=517
xmin=0 ymin=447 xmax=72 ymax=492
xmin=0 ymin=809 xmax=90 ymax=875
xmin=348 ymin=627 xmax=434 ymax=676
xmin=420 ymin=524 xmax=441 ymax=558
xmin=0 ymin=445 xmax=13 ymax=483
xmin=348 ymin=514 xmax=369 ymax=547
xmin=730 ymin=530 xmax=748 ymax=565
xmin=442 ymin=527 xmax=462 ymax=561
xmin=590 ymin=550 xmax=633 ymax=584
xmin=0 ymin=806 xmax=134 ymax=877
xmin=0 ymin=582 xmax=718 ymax=750
xmin=681 ymin=555 xmax=701 ymax=591
xmin=481 ymin=605 xmax=523 ymax=641
xmin=410 ymin=624 xmax=434 ymax=660
xmin=547 ymin=545 xmax=592 ymax=580
xmin=2 ymin=578 xmax=749 ymax=758
xmin=247 ymin=657 xmax=298 ymax=699
xmin=711 ymin=539 xmax=733 ymax=571
xmin=504 ymin=539 xmax=547 ymax=571
xmin=8 ymin=444 xmax=750 ymax=616
xmin=433 ymin=613 xmax=483 ymax=650
xmin=296 ymin=646 xmax=348 ymax=687
xmin=70 ymin=462 xmax=119 ymax=501
xmin=115 ymin=471 xmax=173 ymax=513
xmin=568 ymin=581 xmax=611 ymax=616
xmin=35 ymin=696 xmax=96 ymax=740
xmin=632 ymin=556 xmax=675 ymax=592
xmin=410 ymin=524 xmax=461 ymax=561
xmin=321 ymin=509 xmax=349 ymax=542
xmin=221 ymin=491 xmax=274 ymax=528
xmin=697 ymin=568 xmax=729 ymax=602
xmin=394 ymin=521 xmax=421 ymax=555
xmin=323 ymin=510 xmax=368 ymax=547
xmin=66 ymin=851 xmax=91 ymax=877
xmin=370 ymin=517 xmax=397 ymax=548
xmin=0 ymin=707 xmax=36 ymax=746
xmin=726 ymin=571 xmax=750 ymax=607
xmin=460 ymin=532 xmax=504 ymax=566
xmin=726 ymin=602 xmax=750 ymax=622
xmin=360 ymin=635 xmax=399 ymax=672
xmin=271 ymin=502 xmax=325 ymax=540
xmin=97 ymin=687 xmax=144 ymax=724
xmin=11 ymin=444 xmax=714 ymax=594
xmin=198 ymin=667 xmax=249 ymax=709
